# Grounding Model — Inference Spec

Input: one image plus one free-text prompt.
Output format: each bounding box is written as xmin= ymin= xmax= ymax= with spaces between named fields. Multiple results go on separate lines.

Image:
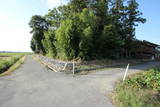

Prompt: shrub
xmin=55 ymin=19 xmax=80 ymax=60
xmin=125 ymin=68 xmax=160 ymax=91
xmin=114 ymin=67 xmax=160 ymax=107
xmin=0 ymin=56 xmax=21 ymax=74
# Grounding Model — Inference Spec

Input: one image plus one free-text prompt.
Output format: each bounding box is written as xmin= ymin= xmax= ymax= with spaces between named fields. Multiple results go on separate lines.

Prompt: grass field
xmin=0 ymin=52 xmax=26 ymax=57
xmin=0 ymin=53 xmax=26 ymax=74
xmin=113 ymin=67 xmax=160 ymax=107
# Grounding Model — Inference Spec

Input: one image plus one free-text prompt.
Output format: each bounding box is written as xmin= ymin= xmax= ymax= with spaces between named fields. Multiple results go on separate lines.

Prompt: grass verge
xmin=112 ymin=67 xmax=160 ymax=107
xmin=0 ymin=56 xmax=25 ymax=77
xmin=76 ymin=67 xmax=113 ymax=75
xmin=75 ymin=59 xmax=149 ymax=75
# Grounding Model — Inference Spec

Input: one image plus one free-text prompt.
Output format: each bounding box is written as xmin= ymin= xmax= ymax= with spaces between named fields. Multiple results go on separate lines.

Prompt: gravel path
xmin=0 ymin=56 xmax=159 ymax=107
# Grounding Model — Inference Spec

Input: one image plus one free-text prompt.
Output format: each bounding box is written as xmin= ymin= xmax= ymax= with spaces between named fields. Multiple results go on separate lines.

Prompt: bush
xmin=114 ymin=67 xmax=160 ymax=107
xmin=79 ymin=27 xmax=93 ymax=60
xmin=115 ymin=83 xmax=159 ymax=107
xmin=0 ymin=56 xmax=21 ymax=74
xmin=55 ymin=19 xmax=80 ymax=60
xmin=42 ymin=30 xmax=57 ymax=58
xmin=125 ymin=68 xmax=160 ymax=91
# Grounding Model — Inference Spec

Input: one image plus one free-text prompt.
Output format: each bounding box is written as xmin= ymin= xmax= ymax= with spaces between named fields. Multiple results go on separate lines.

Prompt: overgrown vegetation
xmin=0 ymin=53 xmax=25 ymax=74
xmin=113 ymin=67 xmax=160 ymax=107
xmin=0 ymin=53 xmax=26 ymax=57
xmin=0 ymin=56 xmax=25 ymax=77
xmin=29 ymin=0 xmax=146 ymax=60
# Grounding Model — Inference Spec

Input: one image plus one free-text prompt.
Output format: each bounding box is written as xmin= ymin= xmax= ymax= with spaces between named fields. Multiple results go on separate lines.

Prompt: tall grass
xmin=0 ymin=53 xmax=25 ymax=74
xmin=0 ymin=52 xmax=26 ymax=57
xmin=0 ymin=56 xmax=25 ymax=77
xmin=113 ymin=67 xmax=160 ymax=107
xmin=0 ymin=57 xmax=20 ymax=73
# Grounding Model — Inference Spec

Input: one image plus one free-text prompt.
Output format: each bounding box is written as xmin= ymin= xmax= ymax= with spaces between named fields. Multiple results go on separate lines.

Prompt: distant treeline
xmin=29 ymin=0 xmax=146 ymax=60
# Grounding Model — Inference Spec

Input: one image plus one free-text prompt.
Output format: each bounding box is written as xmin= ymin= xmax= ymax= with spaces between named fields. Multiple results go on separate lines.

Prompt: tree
xmin=69 ymin=0 xmax=89 ymax=12
xmin=29 ymin=0 xmax=146 ymax=60
xmin=45 ymin=8 xmax=60 ymax=29
xmin=79 ymin=27 xmax=94 ymax=60
xmin=30 ymin=38 xmax=36 ymax=53
xmin=55 ymin=19 xmax=80 ymax=60
xmin=42 ymin=30 xmax=57 ymax=58
xmin=99 ymin=24 xmax=123 ymax=58
xmin=29 ymin=15 xmax=48 ymax=54
xmin=78 ymin=8 xmax=96 ymax=59
xmin=122 ymin=0 xmax=146 ymax=58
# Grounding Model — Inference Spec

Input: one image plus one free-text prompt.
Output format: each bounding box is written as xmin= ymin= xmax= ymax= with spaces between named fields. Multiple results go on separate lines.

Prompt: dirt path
xmin=0 ymin=56 xmax=159 ymax=107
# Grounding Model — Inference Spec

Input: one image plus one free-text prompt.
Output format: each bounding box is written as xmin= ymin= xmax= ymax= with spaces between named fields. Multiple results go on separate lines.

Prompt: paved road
xmin=0 ymin=56 xmax=159 ymax=107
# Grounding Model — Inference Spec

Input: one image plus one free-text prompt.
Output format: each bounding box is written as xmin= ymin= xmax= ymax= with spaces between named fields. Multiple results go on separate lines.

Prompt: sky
xmin=0 ymin=0 xmax=159 ymax=52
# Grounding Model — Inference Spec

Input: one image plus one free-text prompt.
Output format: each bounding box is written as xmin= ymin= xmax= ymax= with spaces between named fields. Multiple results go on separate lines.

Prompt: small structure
xmin=155 ymin=46 xmax=160 ymax=59
xmin=133 ymin=40 xmax=160 ymax=60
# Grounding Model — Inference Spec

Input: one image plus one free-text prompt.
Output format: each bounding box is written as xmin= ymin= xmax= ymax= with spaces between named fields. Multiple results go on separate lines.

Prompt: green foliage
xmin=29 ymin=15 xmax=48 ymax=54
xmin=115 ymin=83 xmax=160 ymax=107
xmin=79 ymin=27 xmax=93 ymax=60
xmin=70 ymin=0 xmax=88 ymax=12
xmin=114 ymin=67 xmax=160 ymax=107
xmin=125 ymin=68 xmax=160 ymax=91
xmin=42 ymin=30 xmax=57 ymax=58
xmin=0 ymin=53 xmax=26 ymax=57
xmin=79 ymin=8 xmax=96 ymax=28
xmin=99 ymin=25 xmax=123 ymax=58
xmin=55 ymin=19 xmax=80 ymax=60
xmin=0 ymin=56 xmax=22 ymax=74
xmin=29 ymin=0 xmax=146 ymax=60
xmin=122 ymin=0 xmax=146 ymax=58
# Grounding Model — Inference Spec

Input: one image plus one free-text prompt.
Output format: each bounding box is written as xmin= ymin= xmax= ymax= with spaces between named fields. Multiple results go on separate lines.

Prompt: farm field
xmin=0 ymin=53 xmax=26 ymax=74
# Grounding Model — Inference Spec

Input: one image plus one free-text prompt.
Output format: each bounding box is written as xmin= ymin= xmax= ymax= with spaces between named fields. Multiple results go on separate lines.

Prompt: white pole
xmin=72 ymin=60 xmax=75 ymax=76
xmin=123 ymin=64 xmax=130 ymax=82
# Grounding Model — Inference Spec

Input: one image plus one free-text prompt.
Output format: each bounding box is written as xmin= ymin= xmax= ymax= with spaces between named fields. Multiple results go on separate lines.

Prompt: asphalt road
xmin=0 ymin=56 xmax=159 ymax=107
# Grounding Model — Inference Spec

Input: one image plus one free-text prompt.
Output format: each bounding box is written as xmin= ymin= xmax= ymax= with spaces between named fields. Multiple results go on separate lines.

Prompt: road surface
xmin=0 ymin=56 xmax=159 ymax=107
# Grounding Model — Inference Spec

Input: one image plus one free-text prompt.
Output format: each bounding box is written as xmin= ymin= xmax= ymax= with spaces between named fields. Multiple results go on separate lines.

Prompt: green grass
xmin=113 ymin=67 xmax=160 ymax=107
xmin=0 ymin=53 xmax=26 ymax=74
xmin=76 ymin=66 xmax=112 ymax=75
xmin=0 ymin=52 xmax=26 ymax=57
xmin=75 ymin=59 xmax=147 ymax=75
xmin=0 ymin=56 xmax=25 ymax=77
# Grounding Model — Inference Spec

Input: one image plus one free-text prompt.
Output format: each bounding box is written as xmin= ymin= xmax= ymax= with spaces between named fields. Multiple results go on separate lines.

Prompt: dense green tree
xmin=45 ymin=8 xmax=60 ymax=29
xmin=99 ymin=25 xmax=123 ymax=58
xmin=69 ymin=0 xmax=89 ymax=12
xmin=29 ymin=15 xmax=48 ymax=54
xmin=42 ymin=30 xmax=57 ymax=58
xmin=92 ymin=0 xmax=109 ymax=31
xmin=122 ymin=0 xmax=146 ymax=58
xmin=30 ymin=38 xmax=36 ymax=53
xmin=55 ymin=18 xmax=80 ymax=60
xmin=79 ymin=27 xmax=94 ymax=60
xmin=29 ymin=0 xmax=146 ymax=60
